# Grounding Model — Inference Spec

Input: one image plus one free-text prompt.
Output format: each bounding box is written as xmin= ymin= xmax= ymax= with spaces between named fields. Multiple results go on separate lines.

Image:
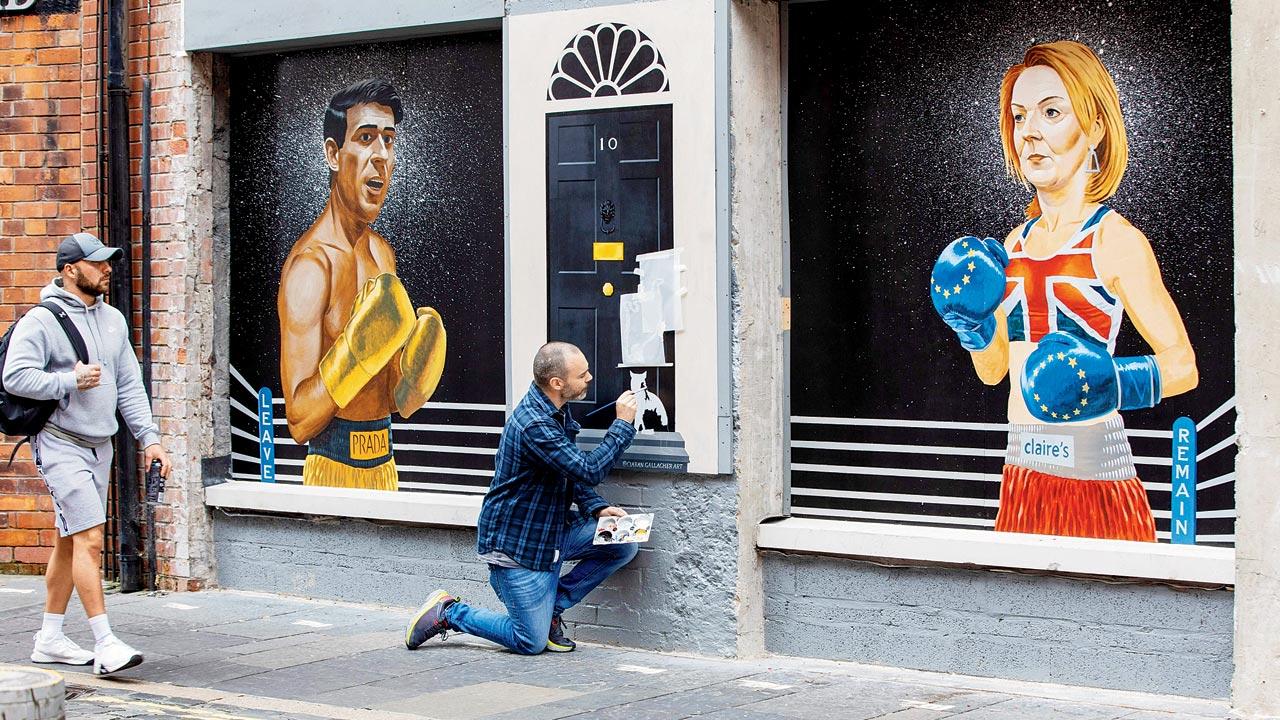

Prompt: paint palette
xmin=593 ymin=513 xmax=655 ymax=545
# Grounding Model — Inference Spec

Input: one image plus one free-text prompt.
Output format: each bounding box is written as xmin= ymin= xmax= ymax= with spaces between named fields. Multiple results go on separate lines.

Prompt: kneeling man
xmin=406 ymin=342 xmax=637 ymax=654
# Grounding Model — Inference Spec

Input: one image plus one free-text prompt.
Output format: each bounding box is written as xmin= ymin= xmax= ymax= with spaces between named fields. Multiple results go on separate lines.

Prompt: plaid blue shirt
xmin=476 ymin=383 xmax=637 ymax=571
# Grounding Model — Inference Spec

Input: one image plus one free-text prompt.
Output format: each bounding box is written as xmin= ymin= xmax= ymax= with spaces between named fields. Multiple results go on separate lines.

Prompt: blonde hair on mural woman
xmin=999 ymin=40 xmax=1128 ymax=218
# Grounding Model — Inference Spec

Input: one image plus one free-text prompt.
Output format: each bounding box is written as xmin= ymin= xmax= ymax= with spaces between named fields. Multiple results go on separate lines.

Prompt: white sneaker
xmin=93 ymin=636 xmax=144 ymax=675
xmin=30 ymin=631 xmax=94 ymax=666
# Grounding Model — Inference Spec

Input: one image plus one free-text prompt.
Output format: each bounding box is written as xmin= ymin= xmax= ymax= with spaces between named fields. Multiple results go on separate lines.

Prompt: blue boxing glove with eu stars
xmin=1021 ymin=331 xmax=1162 ymax=423
xmin=930 ymin=236 xmax=1009 ymax=351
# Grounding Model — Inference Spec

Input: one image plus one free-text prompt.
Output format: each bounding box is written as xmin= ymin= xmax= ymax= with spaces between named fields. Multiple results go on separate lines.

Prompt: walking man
xmin=406 ymin=341 xmax=638 ymax=654
xmin=2 ymin=232 xmax=171 ymax=675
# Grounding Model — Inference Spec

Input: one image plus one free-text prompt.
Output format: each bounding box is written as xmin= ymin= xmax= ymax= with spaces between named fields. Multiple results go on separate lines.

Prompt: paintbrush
xmin=581 ymin=400 xmax=618 ymax=419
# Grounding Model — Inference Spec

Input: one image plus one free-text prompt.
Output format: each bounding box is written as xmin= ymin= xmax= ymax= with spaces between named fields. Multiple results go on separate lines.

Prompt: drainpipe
xmin=106 ymin=0 xmax=142 ymax=594
xmin=141 ymin=70 xmax=157 ymax=591
xmin=95 ymin=0 xmax=106 ymax=236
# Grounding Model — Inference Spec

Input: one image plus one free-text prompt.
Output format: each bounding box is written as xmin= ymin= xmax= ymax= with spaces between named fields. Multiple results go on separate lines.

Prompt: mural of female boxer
xmin=277 ymin=79 xmax=447 ymax=491
xmin=930 ymin=41 xmax=1198 ymax=542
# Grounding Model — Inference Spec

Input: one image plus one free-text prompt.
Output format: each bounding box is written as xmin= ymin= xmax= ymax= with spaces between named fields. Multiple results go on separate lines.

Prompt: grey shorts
xmin=31 ymin=431 xmax=114 ymax=537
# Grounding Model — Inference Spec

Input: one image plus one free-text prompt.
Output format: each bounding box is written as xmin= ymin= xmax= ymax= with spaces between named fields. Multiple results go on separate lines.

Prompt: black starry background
xmin=787 ymin=0 xmax=1235 ymax=533
xmin=228 ymin=32 xmax=504 ymax=407
xmin=789 ymin=0 xmax=1232 ymax=426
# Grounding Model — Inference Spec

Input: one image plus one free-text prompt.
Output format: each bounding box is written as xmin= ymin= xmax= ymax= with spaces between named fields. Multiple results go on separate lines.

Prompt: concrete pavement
xmin=0 ymin=574 xmax=1230 ymax=720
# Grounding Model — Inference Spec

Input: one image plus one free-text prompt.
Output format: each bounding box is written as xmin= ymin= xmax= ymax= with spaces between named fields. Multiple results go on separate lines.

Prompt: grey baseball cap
xmin=56 ymin=232 xmax=122 ymax=271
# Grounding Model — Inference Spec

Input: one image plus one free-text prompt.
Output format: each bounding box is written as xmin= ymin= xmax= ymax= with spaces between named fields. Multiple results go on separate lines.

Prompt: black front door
xmin=547 ymin=105 xmax=675 ymax=430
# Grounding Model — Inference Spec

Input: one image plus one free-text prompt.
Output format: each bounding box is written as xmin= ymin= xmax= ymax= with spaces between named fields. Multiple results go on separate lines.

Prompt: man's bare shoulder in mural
xmin=366 ymin=229 xmax=398 ymax=274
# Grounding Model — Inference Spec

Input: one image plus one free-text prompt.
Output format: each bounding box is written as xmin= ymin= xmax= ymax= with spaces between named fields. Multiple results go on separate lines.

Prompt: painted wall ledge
xmin=757 ymin=517 xmax=1234 ymax=586
xmin=203 ymin=481 xmax=481 ymax=528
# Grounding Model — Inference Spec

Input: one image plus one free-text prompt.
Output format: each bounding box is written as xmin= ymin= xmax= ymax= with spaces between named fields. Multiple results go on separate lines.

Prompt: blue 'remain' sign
xmin=1170 ymin=416 xmax=1197 ymax=544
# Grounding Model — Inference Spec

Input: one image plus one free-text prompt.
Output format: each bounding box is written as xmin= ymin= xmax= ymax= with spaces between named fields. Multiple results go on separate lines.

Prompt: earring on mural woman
xmin=1086 ymin=146 xmax=1101 ymax=174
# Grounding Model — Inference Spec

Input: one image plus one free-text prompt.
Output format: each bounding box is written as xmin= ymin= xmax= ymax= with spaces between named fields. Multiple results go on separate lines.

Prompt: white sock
xmin=88 ymin=614 xmax=114 ymax=644
xmin=40 ymin=613 xmax=65 ymax=637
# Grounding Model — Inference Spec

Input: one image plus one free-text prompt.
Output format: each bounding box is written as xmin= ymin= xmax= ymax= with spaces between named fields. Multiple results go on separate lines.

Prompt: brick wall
xmin=0 ymin=1 xmax=195 ymax=585
xmin=0 ymin=7 xmax=88 ymax=573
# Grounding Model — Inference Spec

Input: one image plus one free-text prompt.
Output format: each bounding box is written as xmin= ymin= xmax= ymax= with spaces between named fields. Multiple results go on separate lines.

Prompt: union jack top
xmin=1000 ymin=206 xmax=1124 ymax=353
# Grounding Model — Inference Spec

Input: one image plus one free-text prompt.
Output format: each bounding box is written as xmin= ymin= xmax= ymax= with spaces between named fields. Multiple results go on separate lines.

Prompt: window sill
xmin=203 ymin=481 xmax=481 ymax=528
xmin=756 ymin=517 xmax=1234 ymax=586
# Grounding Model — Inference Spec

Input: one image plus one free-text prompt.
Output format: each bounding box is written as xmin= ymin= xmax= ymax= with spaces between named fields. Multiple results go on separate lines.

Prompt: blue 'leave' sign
xmin=258 ymin=388 xmax=275 ymax=483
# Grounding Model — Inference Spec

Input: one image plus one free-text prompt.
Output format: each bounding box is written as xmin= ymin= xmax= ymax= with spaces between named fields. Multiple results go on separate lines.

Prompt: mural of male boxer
xmin=277 ymin=79 xmax=446 ymax=491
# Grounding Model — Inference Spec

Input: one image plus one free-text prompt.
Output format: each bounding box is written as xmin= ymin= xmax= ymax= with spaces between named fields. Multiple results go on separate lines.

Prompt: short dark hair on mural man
xmin=323 ymin=79 xmax=405 ymax=147
xmin=533 ymin=341 xmax=581 ymax=389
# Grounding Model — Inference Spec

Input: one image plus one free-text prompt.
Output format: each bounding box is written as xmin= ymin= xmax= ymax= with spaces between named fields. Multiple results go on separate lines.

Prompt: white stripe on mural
xmin=1156 ymin=532 xmax=1235 ymax=543
xmin=394 ymin=463 xmax=492 ymax=477
xmin=790 ymin=487 xmax=1000 ymax=508
xmin=232 ymin=452 xmax=303 ymax=467
xmin=795 ymin=506 xmax=996 ymax=528
xmin=791 ymin=416 xmax=1008 ymax=432
xmin=1197 ymin=397 xmax=1237 ymax=431
xmin=229 ymin=364 xmax=257 ymax=397
xmin=1197 ymin=472 xmax=1234 ymax=491
xmin=792 ymin=462 xmax=1000 ymax=483
xmin=395 ymin=443 xmax=497 ymax=456
xmin=397 ymin=481 xmax=489 ymax=494
xmin=231 ymin=425 xmax=299 ymax=446
xmin=230 ymin=398 xmax=259 ymax=423
xmin=420 ymin=401 xmax=506 ymax=412
xmin=230 ymin=472 xmax=301 ymax=484
xmin=230 ymin=426 xmax=256 ymax=443
xmin=1125 ymin=428 xmax=1173 ymax=439
xmin=1152 ymin=509 xmax=1236 ymax=521
xmin=791 ymin=440 xmax=1005 ymax=458
xmin=1197 ymin=434 xmax=1238 ymax=463
xmin=394 ymin=423 xmax=504 ymax=434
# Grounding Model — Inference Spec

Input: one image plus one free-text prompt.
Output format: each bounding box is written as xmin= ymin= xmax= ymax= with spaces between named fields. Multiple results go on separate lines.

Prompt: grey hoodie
xmin=2 ymin=278 xmax=159 ymax=449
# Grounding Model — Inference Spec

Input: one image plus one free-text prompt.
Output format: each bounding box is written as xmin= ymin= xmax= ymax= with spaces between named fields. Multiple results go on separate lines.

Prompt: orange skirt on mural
xmin=994 ymin=464 xmax=1155 ymax=542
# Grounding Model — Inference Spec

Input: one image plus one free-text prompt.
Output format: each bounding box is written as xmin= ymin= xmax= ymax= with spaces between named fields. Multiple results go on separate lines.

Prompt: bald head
xmin=533 ymin=342 xmax=583 ymax=389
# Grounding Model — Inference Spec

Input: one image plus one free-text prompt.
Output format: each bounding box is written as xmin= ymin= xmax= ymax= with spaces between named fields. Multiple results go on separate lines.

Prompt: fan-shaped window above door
xmin=547 ymin=22 xmax=670 ymax=101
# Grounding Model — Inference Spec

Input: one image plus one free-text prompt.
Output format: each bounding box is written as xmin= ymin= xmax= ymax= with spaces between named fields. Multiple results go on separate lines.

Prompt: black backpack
xmin=0 ymin=301 xmax=89 ymax=466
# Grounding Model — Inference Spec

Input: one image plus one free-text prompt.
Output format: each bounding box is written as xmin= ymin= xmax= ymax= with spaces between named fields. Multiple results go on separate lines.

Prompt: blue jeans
xmin=445 ymin=517 xmax=638 ymax=654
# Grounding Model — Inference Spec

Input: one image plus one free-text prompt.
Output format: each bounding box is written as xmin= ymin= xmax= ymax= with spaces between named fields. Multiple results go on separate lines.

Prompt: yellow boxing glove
xmin=394 ymin=307 xmax=447 ymax=417
xmin=319 ymin=273 xmax=416 ymax=409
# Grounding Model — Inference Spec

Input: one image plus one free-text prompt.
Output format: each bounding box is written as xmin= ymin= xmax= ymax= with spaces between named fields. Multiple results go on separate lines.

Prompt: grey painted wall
xmin=763 ymin=552 xmax=1233 ymax=699
xmin=213 ymin=474 xmax=738 ymax=656
xmin=507 ymin=0 xmax=666 ymax=14
xmin=185 ymin=0 xmax=671 ymax=53
xmin=184 ymin=0 xmax=504 ymax=53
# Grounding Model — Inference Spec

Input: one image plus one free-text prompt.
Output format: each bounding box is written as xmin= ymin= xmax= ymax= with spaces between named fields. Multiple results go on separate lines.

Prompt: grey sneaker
xmin=405 ymin=590 xmax=457 ymax=649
